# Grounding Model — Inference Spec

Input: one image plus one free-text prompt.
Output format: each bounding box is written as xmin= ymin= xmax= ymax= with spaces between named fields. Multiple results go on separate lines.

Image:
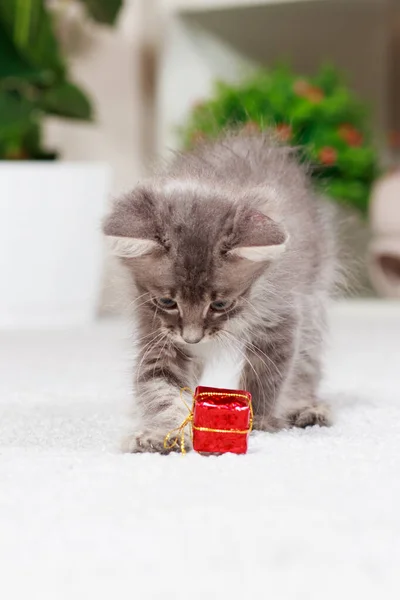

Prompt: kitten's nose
xmin=182 ymin=327 xmax=203 ymax=344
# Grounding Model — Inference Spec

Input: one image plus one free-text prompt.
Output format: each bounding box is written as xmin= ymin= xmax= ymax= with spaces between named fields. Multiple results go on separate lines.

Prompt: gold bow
xmin=163 ymin=387 xmax=253 ymax=455
xmin=163 ymin=387 xmax=194 ymax=455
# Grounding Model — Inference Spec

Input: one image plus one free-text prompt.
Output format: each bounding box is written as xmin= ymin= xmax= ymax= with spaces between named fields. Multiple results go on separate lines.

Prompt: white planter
xmin=0 ymin=163 xmax=111 ymax=328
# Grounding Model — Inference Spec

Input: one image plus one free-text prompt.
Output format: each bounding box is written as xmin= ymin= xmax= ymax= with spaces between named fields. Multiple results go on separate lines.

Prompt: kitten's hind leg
xmin=283 ymin=400 xmax=332 ymax=428
xmin=278 ymin=348 xmax=333 ymax=429
xmin=240 ymin=316 xmax=298 ymax=433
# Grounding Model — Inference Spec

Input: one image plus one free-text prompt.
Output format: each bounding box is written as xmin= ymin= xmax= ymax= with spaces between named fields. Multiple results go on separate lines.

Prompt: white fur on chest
xmin=192 ymin=339 xmax=244 ymax=390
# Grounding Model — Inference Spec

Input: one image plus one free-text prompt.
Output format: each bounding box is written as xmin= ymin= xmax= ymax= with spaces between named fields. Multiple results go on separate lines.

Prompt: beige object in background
xmin=44 ymin=0 xmax=158 ymax=315
xmin=368 ymin=170 xmax=400 ymax=298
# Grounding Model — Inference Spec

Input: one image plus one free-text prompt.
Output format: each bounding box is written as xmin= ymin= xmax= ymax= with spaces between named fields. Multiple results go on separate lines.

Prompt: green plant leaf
xmin=0 ymin=91 xmax=58 ymax=159
xmin=0 ymin=90 xmax=37 ymax=158
xmin=180 ymin=65 xmax=380 ymax=213
xmin=21 ymin=120 xmax=57 ymax=159
xmin=0 ymin=0 xmax=65 ymax=76
xmin=80 ymin=0 xmax=123 ymax=25
xmin=0 ymin=22 xmax=42 ymax=80
xmin=0 ymin=90 xmax=36 ymax=135
xmin=38 ymin=81 xmax=93 ymax=120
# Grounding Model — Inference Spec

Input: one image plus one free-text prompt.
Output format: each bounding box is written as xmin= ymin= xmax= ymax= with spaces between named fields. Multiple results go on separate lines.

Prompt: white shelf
xmin=166 ymin=0 xmax=388 ymax=13
xmin=168 ymin=0 xmax=310 ymax=11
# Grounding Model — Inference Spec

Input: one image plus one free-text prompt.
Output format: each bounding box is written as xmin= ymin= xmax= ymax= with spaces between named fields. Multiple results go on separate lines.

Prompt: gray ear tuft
xmin=229 ymin=241 xmax=288 ymax=262
xmin=107 ymin=236 xmax=159 ymax=258
xmin=103 ymin=186 xmax=161 ymax=258
xmin=228 ymin=209 xmax=288 ymax=262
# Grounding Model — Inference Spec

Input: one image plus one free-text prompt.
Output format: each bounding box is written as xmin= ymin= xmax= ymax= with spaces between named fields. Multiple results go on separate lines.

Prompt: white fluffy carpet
xmin=1 ymin=302 xmax=400 ymax=600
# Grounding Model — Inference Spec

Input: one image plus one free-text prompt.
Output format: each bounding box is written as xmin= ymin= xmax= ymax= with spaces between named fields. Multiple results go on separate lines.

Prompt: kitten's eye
xmin=156 ymin=297 xmax=177 ymax=310
xmin=210 ymin=300 xmax=232 ymax=312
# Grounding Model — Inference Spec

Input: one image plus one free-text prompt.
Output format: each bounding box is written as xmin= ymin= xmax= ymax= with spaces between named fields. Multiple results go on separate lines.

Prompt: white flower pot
xmin=0 ymin=163 xmax=111 ymax=328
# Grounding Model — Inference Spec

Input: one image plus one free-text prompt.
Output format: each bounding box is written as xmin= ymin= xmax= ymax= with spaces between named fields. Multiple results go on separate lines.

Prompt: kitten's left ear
xmin=229 ymin=210 xmax=288 ymax=262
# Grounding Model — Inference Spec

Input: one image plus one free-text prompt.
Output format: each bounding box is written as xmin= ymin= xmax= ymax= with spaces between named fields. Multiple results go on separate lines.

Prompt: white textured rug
xmin=1 ymin=302 xmax=400 ymax=600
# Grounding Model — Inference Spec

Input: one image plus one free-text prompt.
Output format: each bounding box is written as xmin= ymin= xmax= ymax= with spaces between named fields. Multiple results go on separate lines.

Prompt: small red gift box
xmin=192 ymin=386 xmax=253 ymax=455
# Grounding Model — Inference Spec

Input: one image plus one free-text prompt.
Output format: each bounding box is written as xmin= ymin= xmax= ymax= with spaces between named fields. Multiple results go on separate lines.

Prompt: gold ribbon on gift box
xmin=163 ymin=387 xmax=253 ymax=455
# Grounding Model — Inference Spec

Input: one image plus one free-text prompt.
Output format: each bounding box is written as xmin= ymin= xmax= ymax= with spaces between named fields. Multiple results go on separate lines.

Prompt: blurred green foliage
xmin=180 ymin=66 xmax=380 ymax=214
xmin=0 ymin=0 xmax=122 ymax=160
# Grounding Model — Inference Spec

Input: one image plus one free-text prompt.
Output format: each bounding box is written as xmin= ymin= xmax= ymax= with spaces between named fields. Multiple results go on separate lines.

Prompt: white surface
xmin=0 ymin=163 xmax=110 ymax=328
xmin=1 ymin=302 xmax=400 ymax=599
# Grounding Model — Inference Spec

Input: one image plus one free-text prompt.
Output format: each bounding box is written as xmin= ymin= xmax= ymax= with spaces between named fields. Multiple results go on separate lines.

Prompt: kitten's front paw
xmin=286 ymin=402 xmax=332 ymax=429
xmin=122 ymin=430 xmax=192 ymax=454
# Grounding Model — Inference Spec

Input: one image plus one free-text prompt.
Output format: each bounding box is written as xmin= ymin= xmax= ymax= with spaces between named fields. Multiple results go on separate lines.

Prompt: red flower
xmin=242 ymin=121 xmax=260 ymax=134
xmin=319 ymin=147 xmax=337 ymax=165
xmin=191 ymin=131 xmax=206 ymax=145
xmin=339 ymin=124 xmax=363 ymax=146
xmin=275 ymin=124 xmax=292 ymax=142
xmin=306 ymin=86 xmax=324 ymax=103
xmin=293 ymin=80 xmax=324 ymax=103
xmin=293 ymin=79 xmax=310 ymax=96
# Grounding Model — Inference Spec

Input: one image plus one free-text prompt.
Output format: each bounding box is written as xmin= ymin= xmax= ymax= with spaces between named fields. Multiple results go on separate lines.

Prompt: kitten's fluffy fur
xmin=104 ymin=132 xmax=336 ymax=453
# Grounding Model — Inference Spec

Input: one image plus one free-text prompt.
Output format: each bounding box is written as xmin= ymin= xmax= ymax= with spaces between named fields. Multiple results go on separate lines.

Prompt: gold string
xmin=163 ymin=388 xmax=253 ymax=455
xmin=163 ymin=387 xmax=194 ymax=455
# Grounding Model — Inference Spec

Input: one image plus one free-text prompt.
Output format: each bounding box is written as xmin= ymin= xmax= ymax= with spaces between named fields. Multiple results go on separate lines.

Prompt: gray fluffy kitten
xmin=103 ymin=131 xmax=336 ymax=453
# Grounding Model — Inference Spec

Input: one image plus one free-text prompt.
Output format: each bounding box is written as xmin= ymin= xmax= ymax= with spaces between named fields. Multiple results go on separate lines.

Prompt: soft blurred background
xmin=2 ymin=4 xmax=400 ymax=596
xmin=1 ymin=0 xmax=400 ymax=328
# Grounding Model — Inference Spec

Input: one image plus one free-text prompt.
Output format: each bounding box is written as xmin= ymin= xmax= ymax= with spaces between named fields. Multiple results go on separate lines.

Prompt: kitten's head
xmin=103 ymin=181 xmax=288 ymax=344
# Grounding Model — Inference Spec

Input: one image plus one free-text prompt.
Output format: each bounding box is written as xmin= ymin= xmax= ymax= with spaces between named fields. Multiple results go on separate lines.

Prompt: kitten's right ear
xmin=103 ymin=187 xmax=160 ymax=258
